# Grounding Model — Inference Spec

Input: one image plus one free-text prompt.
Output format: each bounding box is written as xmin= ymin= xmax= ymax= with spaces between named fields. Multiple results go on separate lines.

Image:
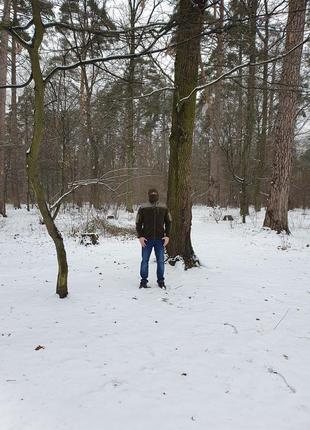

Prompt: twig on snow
xmin=224 ymin=322 xmax=238 ymax=334
xmin=268 ymin=367 xmax=296 ymax=393
xmin=273 ymin=309 xmax=289 ymax=330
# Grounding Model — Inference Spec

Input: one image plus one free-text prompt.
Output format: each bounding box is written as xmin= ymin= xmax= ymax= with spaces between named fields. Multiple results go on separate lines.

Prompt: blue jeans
xmin=140 ymin=239 xmax=165 ymax=283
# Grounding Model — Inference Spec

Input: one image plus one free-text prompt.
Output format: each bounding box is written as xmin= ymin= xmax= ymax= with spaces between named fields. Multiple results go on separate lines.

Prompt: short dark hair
xmin=148 ymin=188 xmax=159 ymax=195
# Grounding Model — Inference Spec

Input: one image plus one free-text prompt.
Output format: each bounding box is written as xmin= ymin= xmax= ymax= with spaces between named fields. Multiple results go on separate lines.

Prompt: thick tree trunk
xmin=263 ymin=0 xmax=306 ymax=233
xmin=167 ymin=0 xmax=205 ymax=268
xmin=27 ymin=1 xmax=68 ymax=298
xmin=0 ymin=0 xmax=11 ymax=217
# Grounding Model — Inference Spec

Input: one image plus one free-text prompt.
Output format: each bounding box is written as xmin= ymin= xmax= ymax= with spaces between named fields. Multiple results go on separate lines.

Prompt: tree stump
xmin=80 ymin=233 xmax=99 ymax=246
xmin=223 ymin=215 xmax=234 ymax=221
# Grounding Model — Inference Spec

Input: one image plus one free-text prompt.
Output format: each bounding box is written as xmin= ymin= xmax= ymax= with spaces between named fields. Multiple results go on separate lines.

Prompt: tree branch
xmin=43 ymin=20 xmax=174 ymax=37
xmin=179 ymin=35 xmax=310 ymax=105
xmin=44 ymin=19 xmax=176 ymax=82
xmin=0 ymin=73 xmax=33 ymax=89
xmin=0 ymin=21 xmax=31 ymax=49
xmin=122 ymin=85 xmax=174 ymax=100
xmin=50 ymin=172 xmax=162 ymax=211
xmin=11 ymin=18 xmax=34 ymax=31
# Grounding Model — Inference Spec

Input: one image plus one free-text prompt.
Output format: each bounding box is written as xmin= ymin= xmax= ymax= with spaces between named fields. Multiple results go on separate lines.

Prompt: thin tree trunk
xmin=0 ymin=0 xmax=11 ymax=217
xmin=236 ymin=44 xmax=244 ymax=204
xmin=167 ymin=0 xmax=205 ymax=268
xmin=240 ymin=0 xmax=257 ymax=222
xmin=160 ymin=106 xmax=168 ymax=179
xmin=10 ymin=7 xmax=21 ymax=209
xmin=254 ymin=1 xmax=269 ymax=212
xmin=25 ymin=96 xmax=31 ymax=211
xmin=27 ymin=0 xmax=68 ymax=298
xmin=125 ymin=57 xmax=135 ymax=213
xmin=207 ymin=0 xmax=226 ymax=208
xmin=80 ymin=63 xmax=100 ymax=209
xmin=263 ymin=0 xmax=306 ymax=233
xmin=266 ymin=46 xmax=278 ymax=174
xmin=125 ymin=1 xmax=136 ymax=213
xmin=85 ymin=88 xmax=100 ymax=209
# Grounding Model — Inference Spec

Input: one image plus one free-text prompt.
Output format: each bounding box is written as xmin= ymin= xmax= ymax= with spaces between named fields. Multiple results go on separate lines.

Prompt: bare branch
xmin=122 ymin=85 xmax=174 ymax=100
xmin=273 ymin=309 xmax=290 ymax=330
xmin=268 ymin=368 xmax=296 ymax=393
xmin=0 ymin=73 xmax=33 ymax=89
xmin=44 ymin=21 xmax=236 ymax=83
xmin=224 ymin=322 xmax=238 ymax=334
xmin=43 ymin=20 xmax=174 ymax=37
xmin=147 ymin=52 xmax=174 ymax=84
xmin=44 ymin=18 xmax=175 ymax=82
xmin=11 ymin=18 xmax=34 ymax=31
xmin=179 ymin=35 xmax=310 ymax=105
xmin=0 ymin=21 xmax=31 ymax=49
xmin=50 ymin=171 xmax=162 ymax=210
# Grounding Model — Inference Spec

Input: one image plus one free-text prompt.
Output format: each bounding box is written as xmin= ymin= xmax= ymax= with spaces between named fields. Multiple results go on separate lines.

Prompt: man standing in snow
xmin=136 ymin=188 xmax=172 ymax=289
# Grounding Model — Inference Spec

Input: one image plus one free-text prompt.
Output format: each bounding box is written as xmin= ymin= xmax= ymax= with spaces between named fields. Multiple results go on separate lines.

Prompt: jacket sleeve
xmin=135 ymin=207 xmax=144 ymax=238
xmin=164 ymin=208 xmax=172 ymax=237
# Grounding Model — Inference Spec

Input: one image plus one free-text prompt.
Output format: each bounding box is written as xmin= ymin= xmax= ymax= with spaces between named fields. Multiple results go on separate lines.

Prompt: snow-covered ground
xmin=1 ymin=205 xmax=310 ymax=430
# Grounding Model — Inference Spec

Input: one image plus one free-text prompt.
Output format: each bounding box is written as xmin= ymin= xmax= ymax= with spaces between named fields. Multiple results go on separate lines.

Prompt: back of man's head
xmin=148 ymin=188 xmax=159 ymax=204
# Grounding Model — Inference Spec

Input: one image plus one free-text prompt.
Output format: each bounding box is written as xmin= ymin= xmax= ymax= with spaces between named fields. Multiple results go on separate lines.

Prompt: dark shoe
xmin=157 ymin=281 xmax=166 ymax=289
xmin=139 ymin=280 xmax=149 ymax=289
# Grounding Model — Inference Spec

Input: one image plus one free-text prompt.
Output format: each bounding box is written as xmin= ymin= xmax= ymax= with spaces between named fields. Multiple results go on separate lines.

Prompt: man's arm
xmin=164 ymin=208 xmax=172 ymax=237
xmin=135 ymin=207 xmax=143 ymax=237
xmin=163 ymin=208 xmax=172 ymax=246
xmin=136 ymin=207 xmax=147 ymax=247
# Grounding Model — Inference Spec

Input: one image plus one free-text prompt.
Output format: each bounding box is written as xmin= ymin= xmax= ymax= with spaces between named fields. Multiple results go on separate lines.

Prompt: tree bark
xmin=167 ymin=0 xmax=205 ymax=268
xmin=263 ymin=0 xmax=306 ymax=233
